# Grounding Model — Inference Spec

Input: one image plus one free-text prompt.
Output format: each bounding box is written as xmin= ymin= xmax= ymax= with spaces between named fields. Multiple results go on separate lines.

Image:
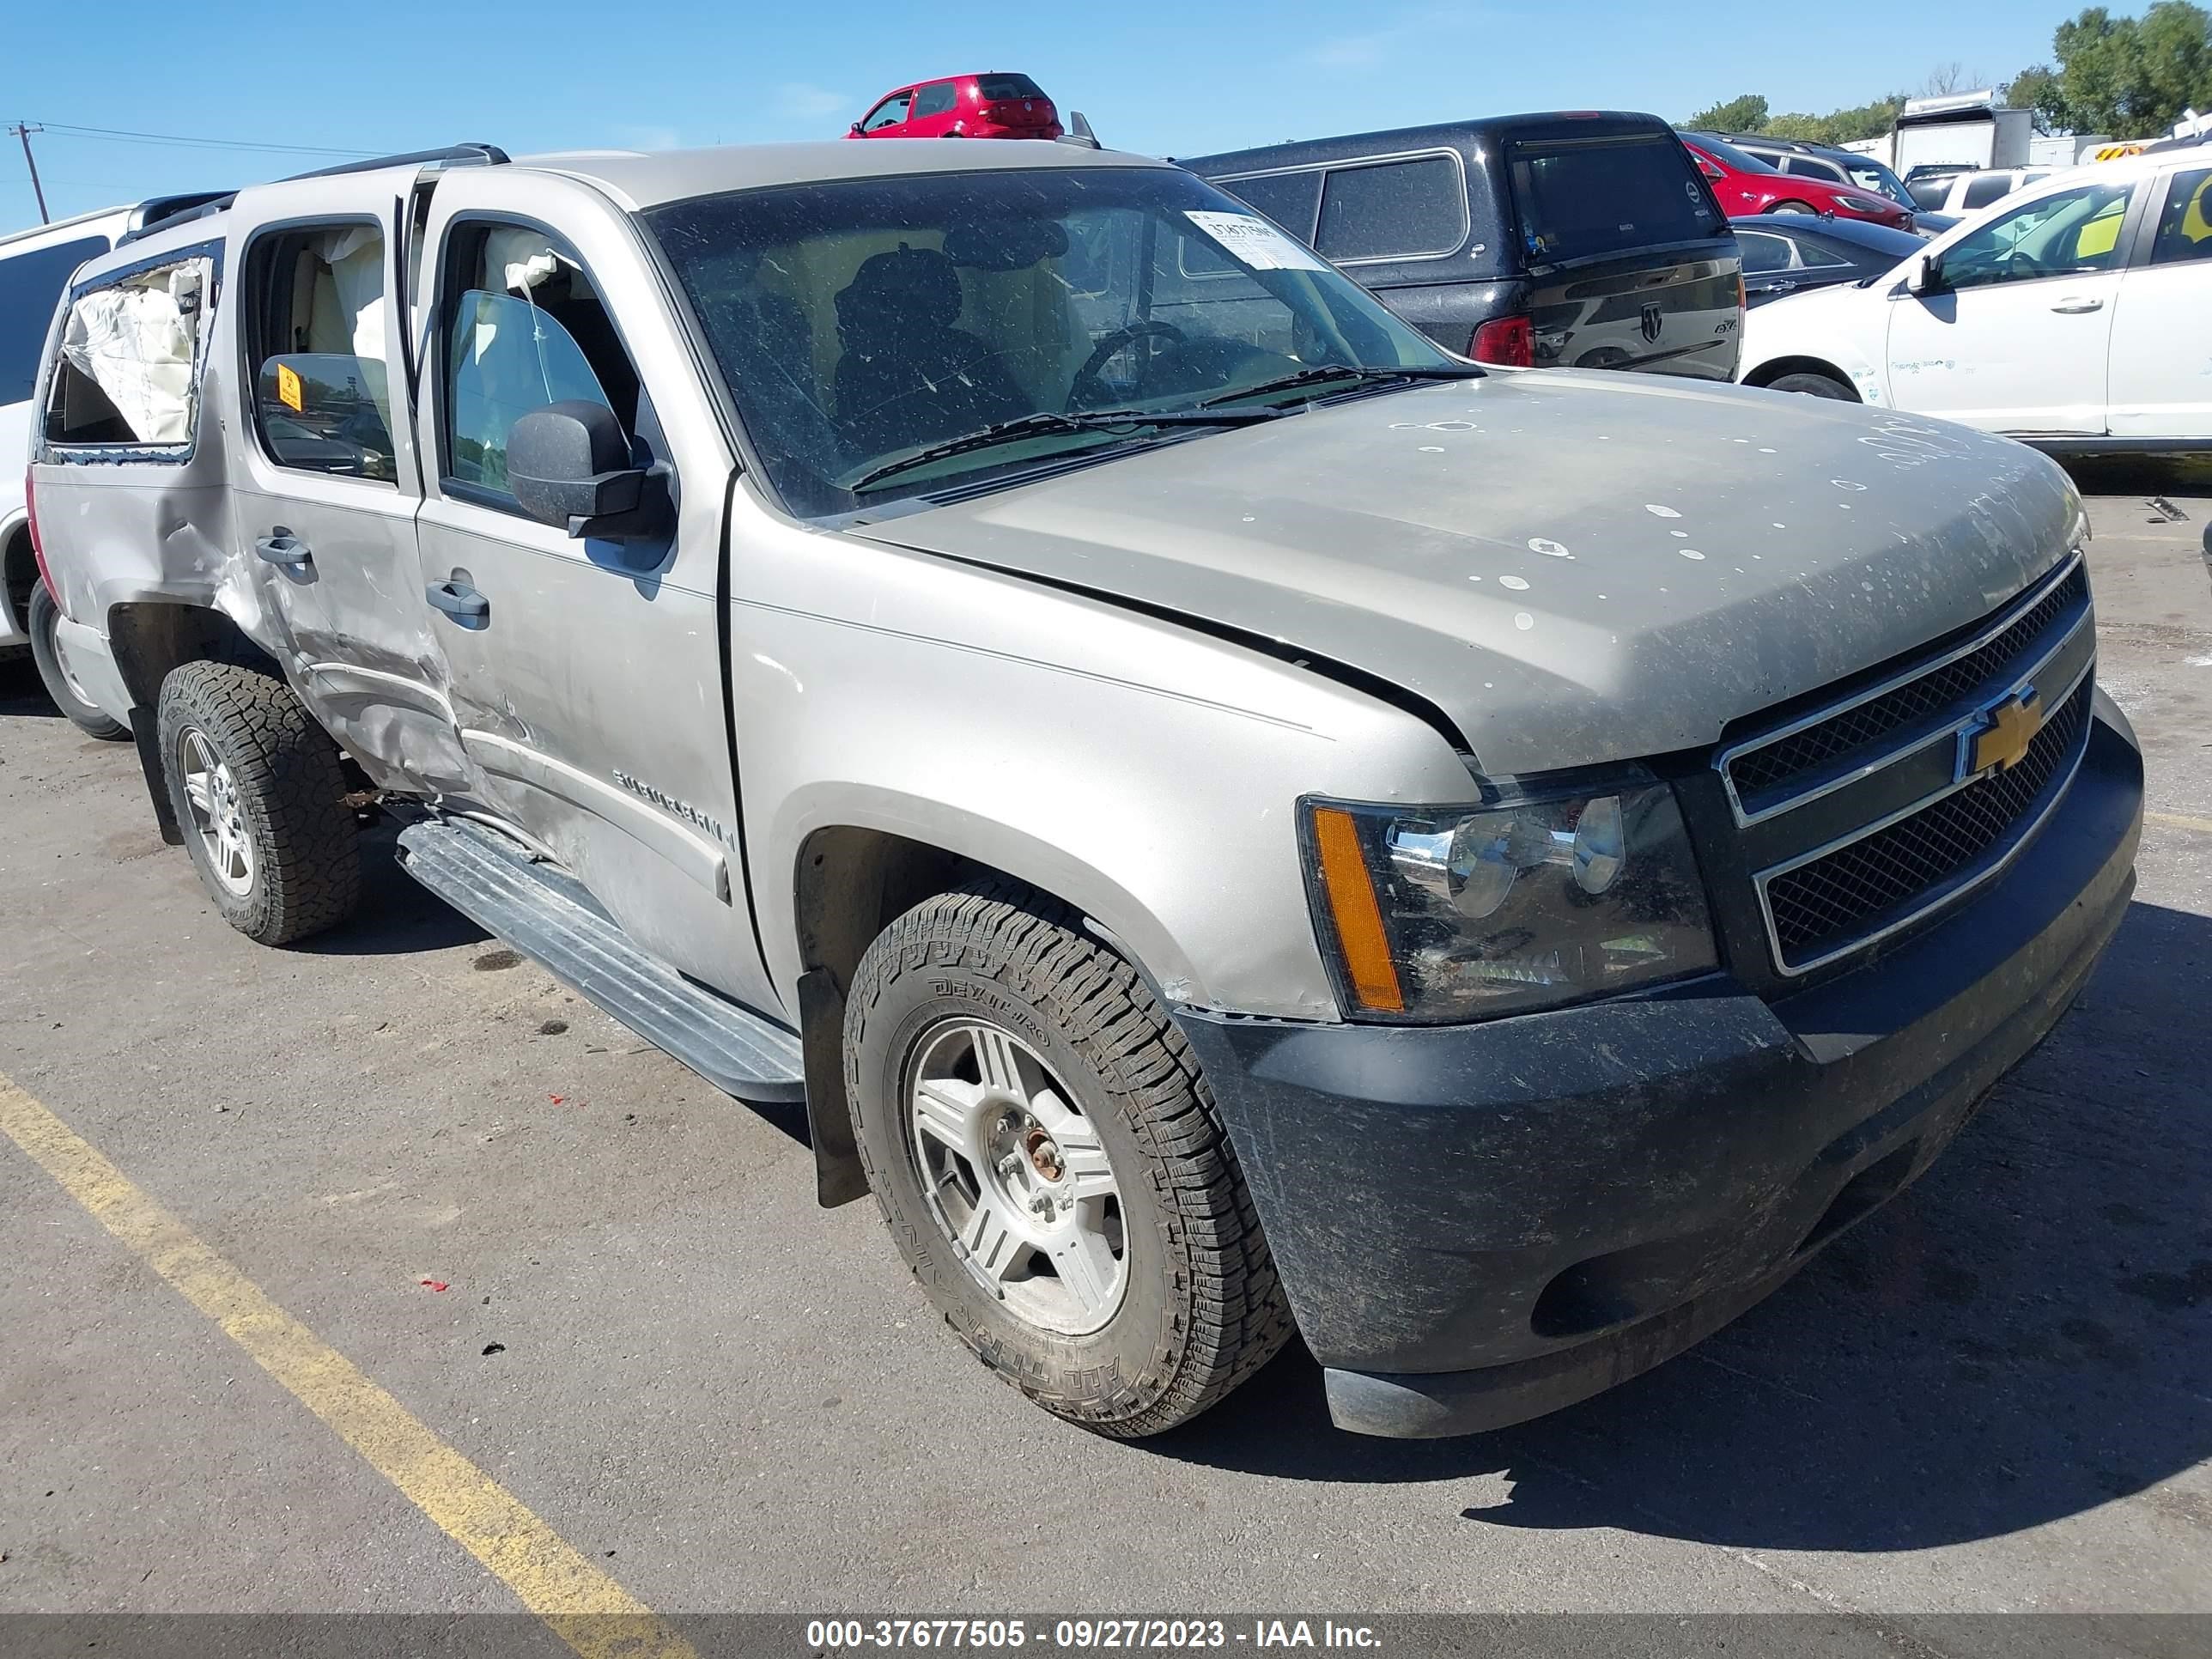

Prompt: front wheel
xmin=844 ymin=881 xmax=1293 ymax=1437
xmin=156 ymin=660 xmax=362 ymax=945
xmin=1768 ymin=200 xmax=1819 ymax=215
xmin=27 ymin=584 xmax=128 ymax=740
xmin=1766 ymin=370 xmax=1858 ymax=400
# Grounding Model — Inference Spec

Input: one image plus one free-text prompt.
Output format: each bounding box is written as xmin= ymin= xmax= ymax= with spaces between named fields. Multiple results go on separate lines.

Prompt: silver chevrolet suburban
xmin=25 ymin=137 xmax=2142 ymax=1439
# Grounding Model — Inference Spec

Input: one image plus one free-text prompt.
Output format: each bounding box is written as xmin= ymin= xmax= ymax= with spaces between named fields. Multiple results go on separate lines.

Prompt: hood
xmin=855 ymin=373 xmax=2081 ymax=775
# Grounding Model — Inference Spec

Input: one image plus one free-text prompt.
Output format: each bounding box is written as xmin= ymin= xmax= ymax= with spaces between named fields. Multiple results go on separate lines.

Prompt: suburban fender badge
xmin=1956 ymin=687 xmax=2045 ymax=782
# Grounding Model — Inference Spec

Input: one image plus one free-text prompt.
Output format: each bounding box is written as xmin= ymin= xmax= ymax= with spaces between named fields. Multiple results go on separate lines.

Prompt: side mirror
xmin=507 ymin=401 xmax=667 ymax=540
xmin=1905 ymin=252 xmax=1945 ymax=295
xmin=848 ymin=122 xmax=863 ymax=137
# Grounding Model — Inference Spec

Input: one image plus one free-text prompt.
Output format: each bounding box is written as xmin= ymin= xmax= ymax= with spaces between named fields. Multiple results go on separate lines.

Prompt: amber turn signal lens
xmin=1312 ymin=806 xmax=1406 ymax=1013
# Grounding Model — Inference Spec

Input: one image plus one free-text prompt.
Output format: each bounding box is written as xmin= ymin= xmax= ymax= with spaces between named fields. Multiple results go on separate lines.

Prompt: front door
xmin=1882 ymin=175 xmax=2139 ymax=435
xmin=410 ymin=178 xmax=778 ymax=1012
xmin=2106 ymin=165 xmax=2212 ymax=441
xmin=229 ymin=188 xmax=471 ymax=795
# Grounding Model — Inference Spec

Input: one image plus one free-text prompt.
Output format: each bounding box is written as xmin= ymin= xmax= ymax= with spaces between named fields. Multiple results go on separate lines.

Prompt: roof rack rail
xmin=117 ymin=191 xmax=240 ymax=247
xmin=283 ymin=143 xmax=509 ymax=182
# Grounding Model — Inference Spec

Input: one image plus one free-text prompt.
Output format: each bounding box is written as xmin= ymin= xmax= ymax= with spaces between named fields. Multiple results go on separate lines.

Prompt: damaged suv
xmin=27 ymin=137 xmax=2141 ymax=1438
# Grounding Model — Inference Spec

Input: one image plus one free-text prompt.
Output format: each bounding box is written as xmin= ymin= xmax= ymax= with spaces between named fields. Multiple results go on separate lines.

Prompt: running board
xmin=395 ymin=817 xmax=805 ymax=1103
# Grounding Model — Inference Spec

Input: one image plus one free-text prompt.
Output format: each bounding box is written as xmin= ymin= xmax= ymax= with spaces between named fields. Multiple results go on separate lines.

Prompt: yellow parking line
xmin=2149 ymin=810 xmax=2212 ymax=835
xmin=0 ymin=1075 xmax=698 ymax=1659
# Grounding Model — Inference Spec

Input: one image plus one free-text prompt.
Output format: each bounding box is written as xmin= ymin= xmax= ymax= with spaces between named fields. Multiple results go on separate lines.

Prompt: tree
xmin=2033 ymin=3 xmax=2212 ymax=135
xmin=2003 ymin=64 xmax=2063 ymax=131
xmin=1685 ymin=94 xmax=1769 ymax=132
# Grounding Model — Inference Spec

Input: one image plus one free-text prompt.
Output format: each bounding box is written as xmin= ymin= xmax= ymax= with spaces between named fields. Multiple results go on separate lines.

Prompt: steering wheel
xmin=1068 ymin=320 xmax=1185 ymax=409
xmin=1999 ymin=247 xmax=2058 ymax=279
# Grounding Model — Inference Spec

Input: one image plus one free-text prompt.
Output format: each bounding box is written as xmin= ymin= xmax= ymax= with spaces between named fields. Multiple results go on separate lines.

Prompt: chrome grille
xmin=1764 ymin=678 xmax=2091 ymax=963
xmin=1715 ymin=552 xmax=2097 ymax=977
xmin=1728 ymin=565 xmax=2088 ymax=805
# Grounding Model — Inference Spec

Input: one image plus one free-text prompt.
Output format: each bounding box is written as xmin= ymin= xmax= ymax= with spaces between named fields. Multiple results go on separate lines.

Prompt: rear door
xmin=228 ymin=184 xmax=473 ymax=794
xmin=907 ymin=80 xmax=960 ymax=137
xmin=1504 ymin=125 xmax=1741 ymax=379
xmin=2106 ymin=164 xmax=2212 ymax=440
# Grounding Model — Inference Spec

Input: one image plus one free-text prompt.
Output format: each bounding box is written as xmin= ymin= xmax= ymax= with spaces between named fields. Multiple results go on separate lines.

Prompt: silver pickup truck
xmin=25 ymin=137 xmax=2142 ymax=1439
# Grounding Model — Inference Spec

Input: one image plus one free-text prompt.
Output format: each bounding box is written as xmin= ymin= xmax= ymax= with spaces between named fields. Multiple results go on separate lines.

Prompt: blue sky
xmin=3 ymin=0 xmax=2066 ymax=229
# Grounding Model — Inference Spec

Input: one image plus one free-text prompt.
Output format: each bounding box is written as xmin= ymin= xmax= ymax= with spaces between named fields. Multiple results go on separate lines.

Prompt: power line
xmin=27 ymin=120 xmax=377 ymax=158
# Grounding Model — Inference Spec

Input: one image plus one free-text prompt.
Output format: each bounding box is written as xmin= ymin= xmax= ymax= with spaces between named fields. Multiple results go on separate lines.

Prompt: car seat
xmin=832 ymin=245 xmax=1028 ymax=455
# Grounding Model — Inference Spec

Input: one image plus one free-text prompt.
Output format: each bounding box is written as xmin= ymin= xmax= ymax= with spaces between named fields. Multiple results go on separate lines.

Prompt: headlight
xmin=1303 ymin=780 xmax=1718 ymax=1022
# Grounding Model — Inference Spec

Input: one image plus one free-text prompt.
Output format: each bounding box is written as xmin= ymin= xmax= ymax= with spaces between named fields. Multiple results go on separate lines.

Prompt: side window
xmin=1 ymin=234 xmax=108 ymax=406
xmin=1784 ymin=156 xmax=1843 ymax=182
xmin=1736 ymin=230 xmax=1794 ymax=274
xmin=1960 ymin=175 xmax=2015 ymax=210
xmin=245 ymin=224 xmax=397 ymax=480
xmin=911 ymin=82 xmax=957 ymax=119
xmin=441 ymin=224 xmax=642 ymax=502
xmin=1940 ymin=181 xmax=2136 ymax=291
xmin=2150 ymin=167 xmax=2212 ymax=266
xmin=44 ymin=254 xmax=215 ymax=449
xmin=860 ymin=93 xmax=913 ymax=132
xmin=1316 ymin=157 xmax=1467 ymax=262
xmin=1218 ymin=171 xmax=1322 ymax=240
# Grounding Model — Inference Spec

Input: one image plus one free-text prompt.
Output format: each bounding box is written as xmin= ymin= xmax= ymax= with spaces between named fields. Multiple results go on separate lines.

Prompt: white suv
xmin=1738 ymin=149 xmax=2212 ymax=448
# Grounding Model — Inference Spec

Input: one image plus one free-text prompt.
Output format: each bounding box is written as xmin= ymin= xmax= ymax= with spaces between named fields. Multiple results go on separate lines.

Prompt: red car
xmin=848 ymin=73 xmax=1063 ymax=141
xmin=1680 ymin=133 xmax=1914 ymax=229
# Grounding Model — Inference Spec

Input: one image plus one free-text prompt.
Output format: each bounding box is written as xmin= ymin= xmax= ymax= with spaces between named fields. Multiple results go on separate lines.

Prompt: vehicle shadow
xmin=1151 ymin=897 xmax=2212 ymax=1553
xmin=0 ymin=655 xmax=64 ymax=720
xmin=289 ymin=825 xmax=492 ymax=957
xmin=2060 ymin=452 xmax=2212 ymax=501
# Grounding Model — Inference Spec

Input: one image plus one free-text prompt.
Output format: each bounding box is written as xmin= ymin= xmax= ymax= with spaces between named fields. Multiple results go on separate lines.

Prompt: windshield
xmin=1686 ymin=134 xmax=1779 ymax=173
xmin=647 ymin=165 xmax=1459 ymax=514
xmin=1844 ymin=157 xmax=1912 ymax=205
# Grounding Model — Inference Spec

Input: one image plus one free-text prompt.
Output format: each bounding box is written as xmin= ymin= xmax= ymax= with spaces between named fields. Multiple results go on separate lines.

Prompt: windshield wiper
xmin=1200 ymin=362 xmax=1481 ymax=409
xmin=842 ymin=405 xmax=1285 ymax=495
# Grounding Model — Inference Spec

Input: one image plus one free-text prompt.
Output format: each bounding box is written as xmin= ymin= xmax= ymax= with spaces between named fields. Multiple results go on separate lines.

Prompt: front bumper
xmin=1174 ymin=699 xmax=2142 ymax=1437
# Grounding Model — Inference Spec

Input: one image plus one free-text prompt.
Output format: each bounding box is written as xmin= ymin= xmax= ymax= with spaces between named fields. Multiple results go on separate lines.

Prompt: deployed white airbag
xmin=59 ymin=258 xmax=211 ymax=444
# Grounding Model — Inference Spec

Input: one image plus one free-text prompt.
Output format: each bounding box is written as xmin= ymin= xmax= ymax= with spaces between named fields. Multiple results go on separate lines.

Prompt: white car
xmin=1739 ymin=148 xmax=2212 ymax=449
xmin=1907 ymin=167 xmax=2053 ymax=215
xmin=3 ymin=197 xmax=223 ymax=734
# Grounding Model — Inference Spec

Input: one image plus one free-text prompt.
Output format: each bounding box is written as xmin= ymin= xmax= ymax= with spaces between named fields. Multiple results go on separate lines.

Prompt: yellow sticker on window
xmin=276 ymin=362 xmax=302 ymax=412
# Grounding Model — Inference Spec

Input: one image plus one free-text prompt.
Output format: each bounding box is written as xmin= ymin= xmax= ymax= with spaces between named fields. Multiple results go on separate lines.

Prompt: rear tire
xmin=1766 ymin=370 xmax=1859 ymax=400
xmin=844 ymin=879 xmax=1293 ymax=1437
xmin=156 ymin=660 xmax=362 ymax=945
xmin=27 ymin=585 xmax=128 ymax=741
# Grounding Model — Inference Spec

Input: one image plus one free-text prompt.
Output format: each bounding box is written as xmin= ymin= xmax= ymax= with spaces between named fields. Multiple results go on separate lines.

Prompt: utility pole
xmin=9 ymin=123 xmax=48 ymax=223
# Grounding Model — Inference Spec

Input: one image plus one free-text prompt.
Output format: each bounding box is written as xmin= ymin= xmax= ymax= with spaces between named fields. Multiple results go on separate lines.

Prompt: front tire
xmin=1766 ymin=370 xmax=1858 ymax=400
xmin=27 ymin=585 xmax=128 ymax=740
xmin=156 ymin=660 xmax=362 ymax=945
xmin=1768 ymin=200 xmax=1818 ymax=215
xmin=844 ymin=881 xmax=1293 ymax=1437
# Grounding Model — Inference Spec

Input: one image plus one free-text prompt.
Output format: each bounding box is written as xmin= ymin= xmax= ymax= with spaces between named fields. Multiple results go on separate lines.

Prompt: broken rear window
xmin=46 ymin=255 xmax=216 ymax=450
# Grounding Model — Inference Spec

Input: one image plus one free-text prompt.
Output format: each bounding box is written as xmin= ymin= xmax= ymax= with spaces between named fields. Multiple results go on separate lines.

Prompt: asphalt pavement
xmin=1 ymin=459 xmax=2208 ymax=1640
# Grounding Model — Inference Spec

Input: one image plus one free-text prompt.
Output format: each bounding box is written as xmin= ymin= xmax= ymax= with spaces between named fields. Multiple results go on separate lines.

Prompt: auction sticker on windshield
xmin=1183 ymin=210 xmax=1328 ymax=271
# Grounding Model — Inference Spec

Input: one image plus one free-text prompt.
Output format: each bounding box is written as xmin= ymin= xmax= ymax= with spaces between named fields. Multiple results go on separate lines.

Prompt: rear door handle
xmin=2050 ymin=296 xmax=2105 ymax=313
xmin=425 ymin=580 xmax=489 ymax=624
xmin=255 ymin=529 xmax=312 ymax=567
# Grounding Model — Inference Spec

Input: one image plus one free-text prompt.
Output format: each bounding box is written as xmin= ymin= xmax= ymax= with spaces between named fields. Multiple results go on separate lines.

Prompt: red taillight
xmin=24 ymin=470 xmax=53 ymax=599
xmin=1470 ymin=314 xmax=1534 ymax=368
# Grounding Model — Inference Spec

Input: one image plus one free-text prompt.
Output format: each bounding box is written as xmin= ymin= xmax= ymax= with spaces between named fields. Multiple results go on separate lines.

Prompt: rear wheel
xmin=156 ymin=660 xmax=362 ymax=945
xmin=844 ymin=880 xmax=1293 ymax=1437
xmin=1766 ymin=370 xmax=1858 ymax=400
xmin=27 ymin=585 xmax=128 ymax=740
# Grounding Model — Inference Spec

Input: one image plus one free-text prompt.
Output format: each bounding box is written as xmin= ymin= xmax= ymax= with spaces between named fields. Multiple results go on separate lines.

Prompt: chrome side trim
xmin=1752 ymin=659 xmax=2095 ymax=976
xmin=1717 ymin=549 xmax=2087 ymax=826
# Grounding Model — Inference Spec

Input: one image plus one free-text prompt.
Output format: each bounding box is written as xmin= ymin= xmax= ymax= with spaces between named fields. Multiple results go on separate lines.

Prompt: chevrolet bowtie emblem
xmin=1957 ymin=688 xmax=2044 ymax=781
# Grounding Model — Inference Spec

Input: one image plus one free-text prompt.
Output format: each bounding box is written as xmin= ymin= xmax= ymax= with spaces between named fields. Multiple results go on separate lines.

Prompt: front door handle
xmin=2050 ymin=296 xmax=2105 ymax=313
xmin=425 ymin=580 xmax=489 ymax=625
xmin=256 ymin=529 xmax=313 ymax=567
